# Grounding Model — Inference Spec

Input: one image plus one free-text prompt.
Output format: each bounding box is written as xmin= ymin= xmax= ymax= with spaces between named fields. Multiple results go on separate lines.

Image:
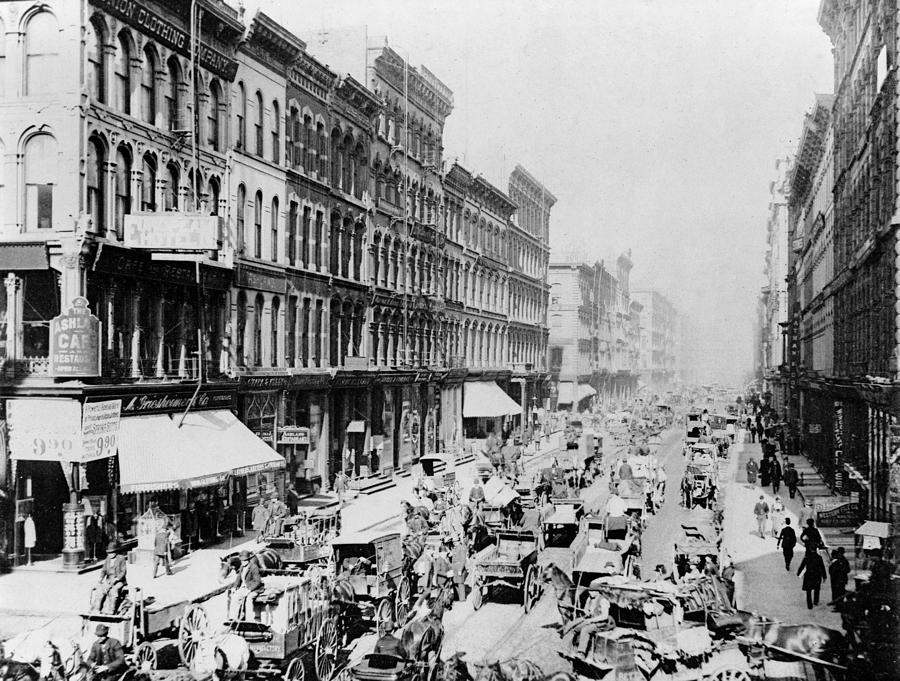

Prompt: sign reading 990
xmin=31 ymin=436 xmax=76 ymax=460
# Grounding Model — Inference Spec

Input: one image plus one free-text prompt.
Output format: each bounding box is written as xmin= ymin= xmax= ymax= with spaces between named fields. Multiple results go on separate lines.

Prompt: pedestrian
xmin=152 ymin=521 xmax=173 ymax=578
xmin=828 ymin=547 xmax=850 ymax=606
xmin=800 ymin=518 xmax=823 ymax=551
xmin=747 ymin=416 xmax=755 ymax=443
xmin=746 ymin=457 xmax=759 ymax=485
xmin=760 ymin=455 xmax=771 ymax=489
xmin=251 ymin=499 xmax=270 ymax=539
xmin=798 ymin=500 xmax=815 ymax=529
xmin=770 ymin=496 xmax=785 ymax=538
xmin=333 ymin=470 xmax=347 ymax=509
xmin=753 ymin=495 xmax=769 ymax=538
xmin=777 ymin=517 xmax=797 ymax=570
xmin=784 ymin=463 xmax=799 ymax=498
xmin=770 ymin=457 xmax=783 ymax=495
xmin=797 ymin=547 xmax=827 ymax=609
xmin=756 ymin=421 xmax=764 ymax=443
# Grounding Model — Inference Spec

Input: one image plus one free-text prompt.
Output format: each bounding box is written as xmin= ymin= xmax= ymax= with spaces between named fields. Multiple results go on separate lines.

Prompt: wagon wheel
xmin=707 ymin=666 xmax=752 ymax=681
xmin=471 ymin=581 xmax=484 ymax=610
xmin=134 ymin=642 xmax=157 ymax=671
xmin=315 ymin=618 xmax=338 ymax=681
xmin=523 ymin=565 xmax=541 ymax=612
xmin=375 ymin=598 xmax=394 ymax=638
xmin=178 ymin=603 xmax=209 ymax=667
xmin=284 ymin=658 xmax=305 ymax=681
xmin=395 ymin=576 xmax=411 ymax=626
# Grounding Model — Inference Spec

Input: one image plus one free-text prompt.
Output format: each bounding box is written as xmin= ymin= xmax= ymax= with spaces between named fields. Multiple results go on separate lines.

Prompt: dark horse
xmin=459 ymin=503 xmax=492 ymax=553
xmin=471 ymin=658 xmax=576 ymax=681
xmin=218 ymin=547 xmax=283 ymax=581
xmin=540 ymin=563 xmax=592 ymax=625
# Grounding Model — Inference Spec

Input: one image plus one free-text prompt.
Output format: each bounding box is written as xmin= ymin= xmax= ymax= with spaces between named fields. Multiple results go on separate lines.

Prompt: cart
xmin=264 ymin=502 xmax=342 ymax=566
xmin=331 ymin=531 xmax=413 ymax=638
xmin=673 ymin=524 xmax=722 ymax=582
xmin=470 ymin=530 xmax=542 ymax=612
xmin=541 ymin=498 xmax=585 ymax=548
xmin=570 ymin=515 xmax=640 ymax=587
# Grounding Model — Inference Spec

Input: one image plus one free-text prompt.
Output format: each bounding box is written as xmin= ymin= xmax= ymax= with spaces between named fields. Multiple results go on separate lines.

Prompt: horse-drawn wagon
xmin=262 ymin=500 xmax=342 ymax=566
xmin=470 ymin=530 xmax=542 ymax=612
xmin=540 ymin=498 xmax=584 ymax=549
xmin=569 ymin=515 xmax=640 ymax=586
xmin=331 ymin=531 xmax=413 ymax=638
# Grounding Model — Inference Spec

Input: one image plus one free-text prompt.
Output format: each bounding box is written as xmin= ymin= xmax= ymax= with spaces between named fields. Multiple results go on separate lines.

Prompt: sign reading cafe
xmin=50 ymin=297 xmax=101 ymax=378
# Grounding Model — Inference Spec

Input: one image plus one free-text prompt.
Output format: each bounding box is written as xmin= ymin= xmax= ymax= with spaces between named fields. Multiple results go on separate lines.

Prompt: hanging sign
xmin=82 ymin=399 xmax=122 ymax=462
xmin=8 ymin=399 xmax=83 ymax=462
xmin=278 ymin=426 xmax=310 ymax=445
xmin=49 ymin=297 xmax=101 ymax=378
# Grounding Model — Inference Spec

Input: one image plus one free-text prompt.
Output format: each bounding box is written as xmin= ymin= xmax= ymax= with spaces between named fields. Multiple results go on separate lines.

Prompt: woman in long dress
xmin=770 ymin=496 xmax=785 ymax=538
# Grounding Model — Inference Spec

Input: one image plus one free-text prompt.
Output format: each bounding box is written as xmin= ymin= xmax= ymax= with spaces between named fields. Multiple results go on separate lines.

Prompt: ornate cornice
xmin=244 ymin=11 xmax=306 ymax=69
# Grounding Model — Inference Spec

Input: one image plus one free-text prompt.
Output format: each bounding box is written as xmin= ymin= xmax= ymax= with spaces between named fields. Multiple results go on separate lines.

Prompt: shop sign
xmin=49 ymin=297 xmax=101 ymax=378
xmin=99 ymin=387 xmax=236 ymax=416
xmin=814 ymin=496 xmax=862 ymax=527
xmin=236 ymin=265 xmax=287 ymax=294
xmin=81 ymin=399 xmax=122 ymax=462
xmin=95 ymin=245 xmax=231 ymax=290
xmin=8 ymin=399 xmax=83 ymax=462
xmin=254 ymin=428 xmax=276 ymax=444
xmin=279 ymin=426 xmax=310 ymax=445
xmin=238 ymin=375 xmax=291 ymax=392
xmin=91 ymin=0 xmax=239 ymax=80
xmin=332 ymin=373 xmax=372 ymax=388
xmin=290 ymin=373 xmax=332 ymax=389
xmin=808 ymin=423 xmax=822 ymax=434
xmin=124 ymin=214 xmax=219 ymax=251
xmin=377 ymin=372 xmax=416 ymax=385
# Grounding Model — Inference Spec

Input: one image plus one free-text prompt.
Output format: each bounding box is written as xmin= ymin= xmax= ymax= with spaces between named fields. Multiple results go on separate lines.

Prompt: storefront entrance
xmin=15 ymin=460 xmax=69 ymax=557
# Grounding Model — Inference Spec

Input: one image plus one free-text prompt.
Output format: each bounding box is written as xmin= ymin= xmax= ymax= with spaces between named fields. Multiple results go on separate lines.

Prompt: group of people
xmin=251 ymin=493 xmax=289 ymax=539
xmin=745 ymin=453 xmax=798 ymax=497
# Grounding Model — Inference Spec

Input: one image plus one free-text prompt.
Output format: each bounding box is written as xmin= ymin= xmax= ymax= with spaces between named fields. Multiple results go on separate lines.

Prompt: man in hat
xmin=91 ymin=542 xmax=128 ymax=614
xmin=828 ymin=547 xmax=850 ymax=606
xmin=229 ymin=549 xmax=263 ymax=620
xmin=86 ymin=624 xmax=125 ymax=681
xmin=152 ymin=521 xmax=173 ymax=578
xmin=783 ymin=463 xmax=799 ymax=499
xmin=268 ymin=494 xmax=288 ymax=537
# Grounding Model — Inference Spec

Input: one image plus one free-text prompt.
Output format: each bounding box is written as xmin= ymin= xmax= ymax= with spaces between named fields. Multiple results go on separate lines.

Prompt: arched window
xmin=207 ymin=177 xmax=220 ymax=216
xmin=288 ymin=107 xmax=299 ymax=167
xmin=253 ymin=294 xmax=264 ymax=366
xmin=141 ymin=154 xmax=156 ymax=211
xmin=317 ymin=123 xmax=327 ymax=176
xmin=24 ymin=134 xmax=57 ymax=230
xmin=304 ymin=115 xmax=313 ymax=171
xmin=270 ymin=296 xmax=280 ymax=367
xmin=236 ymin=290 xmax=247 ymax=365
xmin=236 ymin=82 xmax=246 ymax=149
xmin=255 ymin=91 xmax=264 ymax=156
xmin=270 ymin=196 xmax=279 ymax=262
xmin=86 ymin=19 xmax=105 ymax=103
xmin=166 ymin=56 xmax=182 ymax=131
xmin=115 ymin=31 xmax=132 ymax=113
xmin=207 ymin=79 xmax=221 ymax=150
xmin=271 ymin=100 xmax=280 ymax=164
xmin=254 ymin=190 xmax=263 ymax=258
xmin=114 ymin=146 xmax=131 ymax=238
xmin=86 ymin=137 xmax=106 ymax=235
xmin=236 ymin=184 xmax=246 ymax=252
xmin=165 ymin=163 xmax=179 ymax=211
xmin=141 ymin=45 xmax=157 ymax=124
xmin=26 ymin=12 xmax=58 ymax=96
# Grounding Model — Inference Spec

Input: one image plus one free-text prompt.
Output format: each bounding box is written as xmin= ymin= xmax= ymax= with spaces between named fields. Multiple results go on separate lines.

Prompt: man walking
xmin=797 ymin=547 xmax=827 ymax=609
xmin=746 ymin=457 xmax=759 ymax=486
xmin=784 ymin=463 xmax=799 ymax=499
xmin=828 ymin=547 xmax=850 ymax=605
xmin=770 ymin=457 xmax=782 ymax=495
xmin=753 ymin=495 xmax=769 ymax=538
xmin=800 ymin=518 xmax=823 ymax=552
xmin=152 ymin=521 xmax=173 ymax=578
xmin=777 ymin=517 xmax=797 ymax=570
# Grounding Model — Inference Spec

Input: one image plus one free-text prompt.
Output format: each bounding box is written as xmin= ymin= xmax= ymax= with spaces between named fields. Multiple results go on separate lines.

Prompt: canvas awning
xmin=855 ymin=520 xmax=892 ymax=538
xmin=117 ymin=410 xmax=285 ymax=494
xmin=463 ymin=381 xmax=522 ymax=418
xmin=556 ymin=382 xmax=575 ymax=405
xmin=346 ymin=420 xmax=366 ymax=433
xmin=577 ymin=384 xmax=597 ymax=401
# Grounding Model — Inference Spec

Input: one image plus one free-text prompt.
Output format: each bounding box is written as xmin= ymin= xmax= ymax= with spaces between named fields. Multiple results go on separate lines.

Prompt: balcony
xmin=1 ymin=356 xmax=50 ymax=378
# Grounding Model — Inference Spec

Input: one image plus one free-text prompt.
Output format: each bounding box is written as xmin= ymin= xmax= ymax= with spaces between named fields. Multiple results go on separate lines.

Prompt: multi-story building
xmin=814 ymin=0 xmax=898 ymax=524
xmin=761 ymin=156 xmax=792 ymax=415
xmin=786 ymin=94 xmax=835 ymax=483
xmin=548 ymin=252 xmax=641 ymax=411
xmin=632 ymin=289 xmax=678 ymax=392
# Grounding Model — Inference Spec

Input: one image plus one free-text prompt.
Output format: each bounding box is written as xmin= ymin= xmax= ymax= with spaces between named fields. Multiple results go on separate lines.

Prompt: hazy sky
xmin=256 ymin=0 xmax=833 ymax=385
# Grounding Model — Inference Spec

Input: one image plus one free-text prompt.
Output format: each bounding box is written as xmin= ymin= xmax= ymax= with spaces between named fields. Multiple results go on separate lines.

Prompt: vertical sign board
xmin=50 ymin=297 xmax=101 ymax=378
xmin=82 ymin=399 xmax=122 ymax=462
xmin=833 ymin=401 xmax=844 ymax=493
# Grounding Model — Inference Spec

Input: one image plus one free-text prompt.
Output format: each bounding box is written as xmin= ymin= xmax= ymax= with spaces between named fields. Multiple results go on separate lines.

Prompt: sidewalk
xmin=0 ymin=431 xmax=565 ymax=640
xmin=724 ymin=433 xmax=842 ymax=630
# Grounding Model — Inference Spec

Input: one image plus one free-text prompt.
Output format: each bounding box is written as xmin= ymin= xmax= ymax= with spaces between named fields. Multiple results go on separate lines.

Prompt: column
xmin=177 ymin=301 xmax=188 ymax=378
xmin=155 ymin=294 xmax=166 ymax=377
xmin=4 ymin=274 xmax=21 ymax=373
xmin=104 ymin=160 xmax=116 ymax=238
xmin=131 ymin=286 xmax=142 ymax=377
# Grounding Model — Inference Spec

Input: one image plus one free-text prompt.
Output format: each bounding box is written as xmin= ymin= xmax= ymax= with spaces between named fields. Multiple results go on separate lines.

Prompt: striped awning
xmin=117 ymin=410 xmax=284 ymax=494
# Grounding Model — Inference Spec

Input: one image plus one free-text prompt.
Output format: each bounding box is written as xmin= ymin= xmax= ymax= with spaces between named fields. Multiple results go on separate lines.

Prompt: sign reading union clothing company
xmin=50 ymin=297 xmax=101 ymax=378
xmin=92 ymin=0 xmax=239 ymax=81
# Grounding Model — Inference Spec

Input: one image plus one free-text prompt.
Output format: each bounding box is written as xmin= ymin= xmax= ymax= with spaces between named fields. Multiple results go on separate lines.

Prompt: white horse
xmin=2 ymin=630 xmax=81 ymax=681
xmin=190 ymin=631 xmax=251 ymax=681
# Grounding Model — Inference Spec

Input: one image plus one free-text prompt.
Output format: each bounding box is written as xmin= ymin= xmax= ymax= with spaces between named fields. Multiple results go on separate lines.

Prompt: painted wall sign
xmin=91 ymin=0 xmax=239 ymax=80
xmin=124 ymin=214 xmax=219 ymax=251
xmin=50 ymin=298 xmax=101 ymax=378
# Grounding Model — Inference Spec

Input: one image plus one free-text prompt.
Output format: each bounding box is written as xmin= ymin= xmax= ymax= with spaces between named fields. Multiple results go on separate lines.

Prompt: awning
xmin=556 ymin=382 xmax=575 ymax=405
xmin=463 ymin=381 xmax=522 ymax=418
xmin=118 ymin=410 xmax=285 ymax=494
xmin=0 ymin=243 xmax=48 ymax=270
xmin=855 ymin=520 xmax=892 ymax=538
xmin=577 ymin=384 xmax=597 ymax=402
xmin=346 ymin=420 xmax=366 ymax=433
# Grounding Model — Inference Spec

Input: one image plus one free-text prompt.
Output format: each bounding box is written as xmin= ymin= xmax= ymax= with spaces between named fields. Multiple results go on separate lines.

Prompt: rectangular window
xmin=314 ymin=211 xmax=323 ymax=268
xmin=301 ymin=298 xmax=311 ymax=368
xmin=314 ymin=299 xmax=323 ymax=367
xmin=26 ymin=184 xmax=53 ymax=229
xmin=256 ymin=123 xmax=263 ymax=156
xmin=287 ymin=296 xmax=297 ymax=367
xmin=288 ymin=201 xmax=298 ymax=267
xmin=301 ymin=206 xmax=311 ymax=267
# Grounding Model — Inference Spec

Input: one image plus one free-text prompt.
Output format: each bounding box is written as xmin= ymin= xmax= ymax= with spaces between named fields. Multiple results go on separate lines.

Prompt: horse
xmin=441 ymin=652 xmax=474 ymax=681
xmin=471 ymin=658 xmax=544 ymax=681
xmin=744 ymin=619 xmax=847 ymax=666
xmin=402 ymin=534 xmax=426 ymax=573
xmin=540 ymin=563 xmax=579 ymax=624
xmin=398 ymin=588 xmax=448 ymax=661
xmin=190 ymin=632 xmax=251 ymax=681
xmin=0 ymin=660 xmax=40 ymax=681
xmin=2 ymin=632 xmax=81 ymax=681
xmin=218 ymin=548 xmax=283 ymax=584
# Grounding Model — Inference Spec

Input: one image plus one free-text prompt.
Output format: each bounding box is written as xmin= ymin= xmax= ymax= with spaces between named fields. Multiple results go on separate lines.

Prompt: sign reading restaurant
xmin=125 ymin=214 xmax=219 ymax=251
xmin=91 ymin=0 xmax=239 ymax=80
xmin=50 ymin=297 xmax=101 ymax=378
